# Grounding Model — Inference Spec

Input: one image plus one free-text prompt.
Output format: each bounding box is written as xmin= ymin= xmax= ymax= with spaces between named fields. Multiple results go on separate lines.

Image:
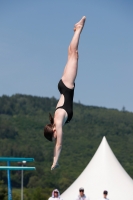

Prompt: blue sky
xmin=0 ymin=0 xmax=133 ymax=112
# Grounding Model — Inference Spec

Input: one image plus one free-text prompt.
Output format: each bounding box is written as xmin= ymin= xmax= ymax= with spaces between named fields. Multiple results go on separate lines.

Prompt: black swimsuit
xmin=56 ymin=79 xmax=75 ymax=123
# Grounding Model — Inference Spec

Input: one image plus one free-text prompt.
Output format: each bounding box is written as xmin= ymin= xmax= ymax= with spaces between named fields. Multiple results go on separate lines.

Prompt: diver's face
xmin=52 ymin=126 xmax=57 ymax=141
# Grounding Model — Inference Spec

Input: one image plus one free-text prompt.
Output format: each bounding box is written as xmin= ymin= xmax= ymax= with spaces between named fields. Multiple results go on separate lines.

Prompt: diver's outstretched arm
xmin=51 ymin=123 xmax=63 ymax=170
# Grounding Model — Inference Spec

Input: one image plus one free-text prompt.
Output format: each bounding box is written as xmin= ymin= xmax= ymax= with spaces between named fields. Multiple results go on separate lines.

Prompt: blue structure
xmin=0 ymin=157 xmax=35 ymax=200
xmin=0 ymin=166 xmax=35 ymax=170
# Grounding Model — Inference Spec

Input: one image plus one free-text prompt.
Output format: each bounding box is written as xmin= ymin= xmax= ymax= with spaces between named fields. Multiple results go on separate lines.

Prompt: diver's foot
xmin=51 ymin=163 xmax=59 ymax=170
xmin=74 ymin=16 xmax=86 ymax=32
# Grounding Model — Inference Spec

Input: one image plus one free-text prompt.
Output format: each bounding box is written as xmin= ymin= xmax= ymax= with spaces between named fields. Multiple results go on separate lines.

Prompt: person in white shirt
xmin=48 ymin=189 xmax=63 ymax=200
xmin=75 ymin=187 xmax=90 ymax=200
xmin=100 ymin=190 xmax=109 ymax=200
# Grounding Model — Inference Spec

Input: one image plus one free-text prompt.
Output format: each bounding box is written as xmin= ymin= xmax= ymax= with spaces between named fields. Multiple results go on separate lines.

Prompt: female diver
xmin=44 ymin=16 xmax=86 ymax=170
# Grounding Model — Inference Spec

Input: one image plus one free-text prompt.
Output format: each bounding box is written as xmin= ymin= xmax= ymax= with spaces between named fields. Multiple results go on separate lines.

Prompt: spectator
xmin=48 ymin=189 xmax=63 ymax=200
xmin=75 ymin=187 xmax=90 ymax=200
xmin=100 ymin=190 xmax=109 ymax=200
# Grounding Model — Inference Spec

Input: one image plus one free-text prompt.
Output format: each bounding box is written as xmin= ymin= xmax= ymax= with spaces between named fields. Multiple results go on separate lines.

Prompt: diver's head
xmin=44 ymin=113 xmax=56 ymax=142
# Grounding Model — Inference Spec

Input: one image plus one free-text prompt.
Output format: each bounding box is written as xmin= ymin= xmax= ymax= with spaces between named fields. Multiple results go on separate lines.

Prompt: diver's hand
xmin=51 ymin=163 xmax=59 ymax=170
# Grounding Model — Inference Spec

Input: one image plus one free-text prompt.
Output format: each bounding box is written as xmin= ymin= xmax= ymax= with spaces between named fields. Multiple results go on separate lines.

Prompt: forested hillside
xmin=0 ymin=94 xmax=133 ymax=196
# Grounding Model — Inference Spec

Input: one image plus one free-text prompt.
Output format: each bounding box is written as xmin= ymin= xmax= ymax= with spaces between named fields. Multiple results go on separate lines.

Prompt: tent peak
xmin=102 ymin=136 xmax=106 ymax=141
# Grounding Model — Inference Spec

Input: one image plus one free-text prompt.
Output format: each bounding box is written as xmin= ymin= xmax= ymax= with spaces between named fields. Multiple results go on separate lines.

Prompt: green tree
xmin=0 ymin=181 xmax=7 ymax=200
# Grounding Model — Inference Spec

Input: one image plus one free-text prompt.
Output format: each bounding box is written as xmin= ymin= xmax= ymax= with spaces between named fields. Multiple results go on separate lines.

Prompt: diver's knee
xmin=68 ymin=46 xmax=78 ymax=59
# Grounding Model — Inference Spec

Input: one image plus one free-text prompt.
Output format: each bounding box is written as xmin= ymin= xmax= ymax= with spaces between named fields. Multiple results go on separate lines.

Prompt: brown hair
xmin=44 ymin=113 xmax=54 ymax=142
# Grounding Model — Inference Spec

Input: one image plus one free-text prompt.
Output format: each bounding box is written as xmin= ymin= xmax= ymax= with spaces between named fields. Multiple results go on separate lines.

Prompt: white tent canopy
xmin=61 ymin=137 xmax=133 ymax=200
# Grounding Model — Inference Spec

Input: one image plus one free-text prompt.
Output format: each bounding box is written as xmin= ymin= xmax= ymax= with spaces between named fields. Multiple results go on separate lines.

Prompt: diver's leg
xmin=62 ymin=16 xmax=86 ymax=88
